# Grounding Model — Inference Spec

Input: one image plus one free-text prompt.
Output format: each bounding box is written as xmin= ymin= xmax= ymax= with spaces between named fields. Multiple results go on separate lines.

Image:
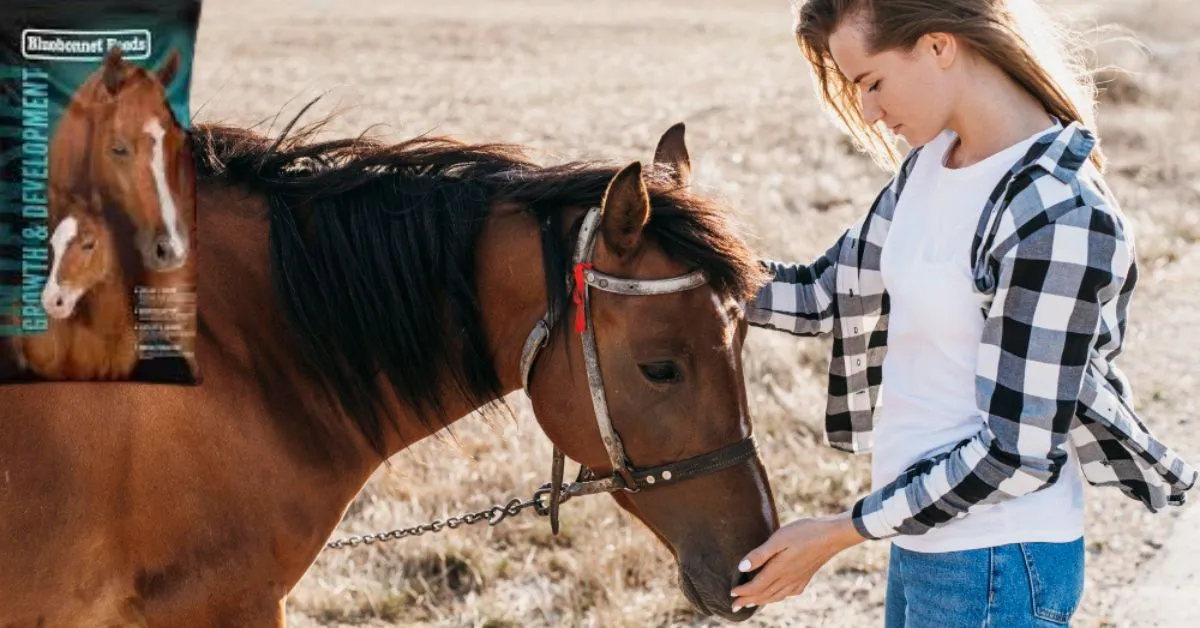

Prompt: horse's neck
xmin=47 ymin=88 xmax=101 ymax=223
xmin=196 ymin=184 xmax=546 ymax=466
xmin=166 ymin=179 xmax=559 ymax=587
xmin=139 ymin=260 xmax=195 ymax=290
xmin=82 ymin=274 xmax=133 ymax=338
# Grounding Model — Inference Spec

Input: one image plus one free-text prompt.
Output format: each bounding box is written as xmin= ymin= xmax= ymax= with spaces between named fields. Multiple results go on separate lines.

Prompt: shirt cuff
xmin=851 ymin=493 xmax=901 ymax=541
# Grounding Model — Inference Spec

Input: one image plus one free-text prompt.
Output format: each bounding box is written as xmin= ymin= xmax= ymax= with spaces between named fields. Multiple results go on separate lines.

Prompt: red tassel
xmin=572 ymin=263 xmax=594 ymax=333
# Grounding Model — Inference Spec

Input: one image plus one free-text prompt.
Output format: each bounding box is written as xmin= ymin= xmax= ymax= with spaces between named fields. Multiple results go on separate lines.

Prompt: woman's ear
xmin=926 ymin=32 xmax=957 ymax=69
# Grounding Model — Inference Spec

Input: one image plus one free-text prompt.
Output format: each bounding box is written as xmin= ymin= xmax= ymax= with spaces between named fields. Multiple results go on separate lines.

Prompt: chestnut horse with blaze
xmin=16 ymin=191 xmax=137 ymax=380
xmin=49 ymin=46 xmax=194 ymax=275
xmin=47 ymin=46 xmax=198 ymax=375
xmin=0 ymin=118 xmax=778 ymax=625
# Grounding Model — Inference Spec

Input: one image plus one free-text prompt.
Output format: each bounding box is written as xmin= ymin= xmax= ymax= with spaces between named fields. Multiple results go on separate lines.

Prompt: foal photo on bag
xmin=0 ymin=0 xmax=202 ymax=384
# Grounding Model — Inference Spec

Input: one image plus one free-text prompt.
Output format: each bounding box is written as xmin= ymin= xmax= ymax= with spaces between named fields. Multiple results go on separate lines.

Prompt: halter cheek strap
xmin=520 ymin=207 xmax=755 ymax=535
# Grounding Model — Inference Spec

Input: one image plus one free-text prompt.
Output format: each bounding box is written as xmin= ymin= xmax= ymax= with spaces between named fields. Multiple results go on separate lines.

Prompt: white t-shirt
xmin=874 ymin=123 xmax=1085 ymax=553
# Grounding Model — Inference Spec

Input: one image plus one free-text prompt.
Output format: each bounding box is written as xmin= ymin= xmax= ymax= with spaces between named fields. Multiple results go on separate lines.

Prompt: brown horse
xmin=49 ymin=46 xmax=194 ymax=273
xmin=0 ymin=117 xmax=777 ymax=626
xmin=15 ymin=192 xmax=138 ymax=381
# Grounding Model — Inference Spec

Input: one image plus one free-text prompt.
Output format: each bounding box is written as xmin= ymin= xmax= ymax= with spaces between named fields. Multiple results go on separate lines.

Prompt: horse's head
xmin=86 ymin=46 xmax=191 ymax=272
xmin=522 ymin=125 xmax=778 ymax=621
xmin=42 ymin=193 xmax=116 ymax=320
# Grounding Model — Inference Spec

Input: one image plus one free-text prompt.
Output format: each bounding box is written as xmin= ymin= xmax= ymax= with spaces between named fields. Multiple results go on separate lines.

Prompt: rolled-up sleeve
xmin=745 ymin=232 xmax=846 ymax=338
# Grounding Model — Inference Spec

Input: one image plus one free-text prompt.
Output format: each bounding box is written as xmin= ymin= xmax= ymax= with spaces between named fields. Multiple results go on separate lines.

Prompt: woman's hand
xmin=729 ymin=511 xmax=865 ymax=612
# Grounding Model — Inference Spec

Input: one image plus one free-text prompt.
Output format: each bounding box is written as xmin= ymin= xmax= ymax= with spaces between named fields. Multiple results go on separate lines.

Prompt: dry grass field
xmin=187 ymin=0 xmax=1200 ymax=625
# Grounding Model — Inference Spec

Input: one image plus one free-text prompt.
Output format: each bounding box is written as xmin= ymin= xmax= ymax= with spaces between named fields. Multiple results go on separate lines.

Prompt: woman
xmin=729 ymin=0 xmax=1197 ymax=624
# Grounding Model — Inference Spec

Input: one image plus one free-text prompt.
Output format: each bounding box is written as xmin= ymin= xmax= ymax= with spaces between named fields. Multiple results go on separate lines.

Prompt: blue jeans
xmin=884 ymin=538 xmax=1085 ymax=627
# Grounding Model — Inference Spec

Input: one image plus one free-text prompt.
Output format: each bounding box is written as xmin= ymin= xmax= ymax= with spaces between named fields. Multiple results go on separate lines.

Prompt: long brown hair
xmin=793 ymin=0 xmax=1104 ymax=172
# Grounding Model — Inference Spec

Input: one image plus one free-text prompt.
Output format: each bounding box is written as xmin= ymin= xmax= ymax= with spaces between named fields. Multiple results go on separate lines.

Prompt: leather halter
xmin=521 ymin=206 xmax=759 ymax=534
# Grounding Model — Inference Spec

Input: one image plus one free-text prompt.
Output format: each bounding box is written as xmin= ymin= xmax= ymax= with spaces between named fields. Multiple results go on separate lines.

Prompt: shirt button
xmin=856 ymin=359 xmax=863 ymax=366
xmin=853 ymin=327 xmax=859 ymax=333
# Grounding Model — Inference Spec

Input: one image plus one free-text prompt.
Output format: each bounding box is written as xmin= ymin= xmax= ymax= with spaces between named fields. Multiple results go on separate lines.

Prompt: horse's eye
xmin=111 ymin=143 xmax=129 ymax=156
xmin=639 ymin=361 xmax=680 ymax=384
xmin=81 ymin=240 xmax=95 ymax=252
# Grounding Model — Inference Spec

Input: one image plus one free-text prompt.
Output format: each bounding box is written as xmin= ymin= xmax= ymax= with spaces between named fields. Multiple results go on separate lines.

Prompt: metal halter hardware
xmin=520 ymin=206 xmax=759 ymax=535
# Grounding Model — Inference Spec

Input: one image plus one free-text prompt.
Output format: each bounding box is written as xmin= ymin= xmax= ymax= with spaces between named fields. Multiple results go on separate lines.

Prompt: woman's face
xmin=828 ymin=17 xmax=959 ymax=148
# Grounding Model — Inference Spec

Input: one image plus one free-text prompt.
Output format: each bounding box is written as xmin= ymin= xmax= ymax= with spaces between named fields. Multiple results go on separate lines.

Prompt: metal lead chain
xmin=324 ymin=485 xmax=565 ymax=550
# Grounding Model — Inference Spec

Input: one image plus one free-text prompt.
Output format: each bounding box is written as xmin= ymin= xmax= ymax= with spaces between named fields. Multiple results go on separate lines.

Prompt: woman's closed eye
xmin=868 ymin=80 xmax=882 ymax=93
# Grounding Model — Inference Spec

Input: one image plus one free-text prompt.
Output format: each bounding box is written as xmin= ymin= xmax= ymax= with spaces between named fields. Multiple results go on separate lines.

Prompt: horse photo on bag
xmin=0 ymin=0 xmax=201 ymax=385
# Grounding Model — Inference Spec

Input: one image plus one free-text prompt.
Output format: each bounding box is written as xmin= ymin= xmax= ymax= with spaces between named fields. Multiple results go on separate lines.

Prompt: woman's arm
xmin=744 ymin=231 xmax=847 ymax=338
xmin=729 ymin=202 xmax=1129 ymax=611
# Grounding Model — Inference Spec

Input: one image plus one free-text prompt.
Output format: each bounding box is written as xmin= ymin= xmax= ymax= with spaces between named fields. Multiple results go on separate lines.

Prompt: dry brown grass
xmin=188 ymin=0 xmax=1199 ymax=625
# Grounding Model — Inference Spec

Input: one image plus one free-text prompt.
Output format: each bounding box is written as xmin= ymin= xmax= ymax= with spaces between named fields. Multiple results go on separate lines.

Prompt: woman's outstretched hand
xmin=729 ymin=511 xmax=866 ymax=612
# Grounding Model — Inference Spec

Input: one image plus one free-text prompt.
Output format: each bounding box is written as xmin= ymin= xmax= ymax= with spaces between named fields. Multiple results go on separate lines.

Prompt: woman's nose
xmin=860 ymin=92 xmax=883 ymax=125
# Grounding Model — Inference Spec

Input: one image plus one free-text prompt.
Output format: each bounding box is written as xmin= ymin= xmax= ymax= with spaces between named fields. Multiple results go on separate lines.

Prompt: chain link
xmin=325 ymin=487 xmax=560 ymax=550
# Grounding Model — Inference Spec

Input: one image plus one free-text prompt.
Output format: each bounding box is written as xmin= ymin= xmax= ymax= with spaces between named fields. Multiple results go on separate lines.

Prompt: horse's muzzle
xmin=143 ymin=232 xmax=188 ymax=271
xmin=678 ymin=560 xmax=760 ymax=622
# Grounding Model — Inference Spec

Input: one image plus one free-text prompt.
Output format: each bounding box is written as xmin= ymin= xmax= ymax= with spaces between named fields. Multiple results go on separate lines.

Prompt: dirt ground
xmin=1108 ymin=246 xmax=1200 ymax=627
xmin=187 ymin=0 xmax=1199 ymax=626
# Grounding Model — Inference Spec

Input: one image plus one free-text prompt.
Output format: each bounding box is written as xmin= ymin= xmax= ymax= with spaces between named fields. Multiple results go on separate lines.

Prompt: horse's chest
xmin=52 ymin=328 xmax=132 ymax=380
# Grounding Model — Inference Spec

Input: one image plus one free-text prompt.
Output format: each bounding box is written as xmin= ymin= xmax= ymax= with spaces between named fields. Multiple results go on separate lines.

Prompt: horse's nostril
xmin=156 ymin=243 xmax=169 ymax=260
xmin=734 ymin=567 xmax=758 ymax=589
xmin=55 ymin=298 xmax=64 ymax=308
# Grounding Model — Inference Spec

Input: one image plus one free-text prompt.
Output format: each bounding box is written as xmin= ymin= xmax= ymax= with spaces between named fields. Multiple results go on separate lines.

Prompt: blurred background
xmin=189 ymin=1 xmax=1200 ymax=625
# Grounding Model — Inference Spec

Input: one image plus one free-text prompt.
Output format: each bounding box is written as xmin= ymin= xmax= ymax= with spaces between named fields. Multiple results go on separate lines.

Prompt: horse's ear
xmin=653 ymin=122 xmax=691 ymax=187
xmin=156 ymin=49 xmax=181 ymax=88
xmin=102 ymin=46 xmax=125 ymax=95
xmin=599 ymin=161 xmax=650 ymax=259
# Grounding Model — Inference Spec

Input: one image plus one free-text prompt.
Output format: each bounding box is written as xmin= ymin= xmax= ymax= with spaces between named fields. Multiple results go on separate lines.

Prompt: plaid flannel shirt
xmin=747 ymin=122 xmax=1197 ymax=540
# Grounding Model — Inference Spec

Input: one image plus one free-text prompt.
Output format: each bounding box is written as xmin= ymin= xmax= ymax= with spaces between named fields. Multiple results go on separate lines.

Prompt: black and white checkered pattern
xmin=747 ymin=122 xmax=1196 ymax=540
